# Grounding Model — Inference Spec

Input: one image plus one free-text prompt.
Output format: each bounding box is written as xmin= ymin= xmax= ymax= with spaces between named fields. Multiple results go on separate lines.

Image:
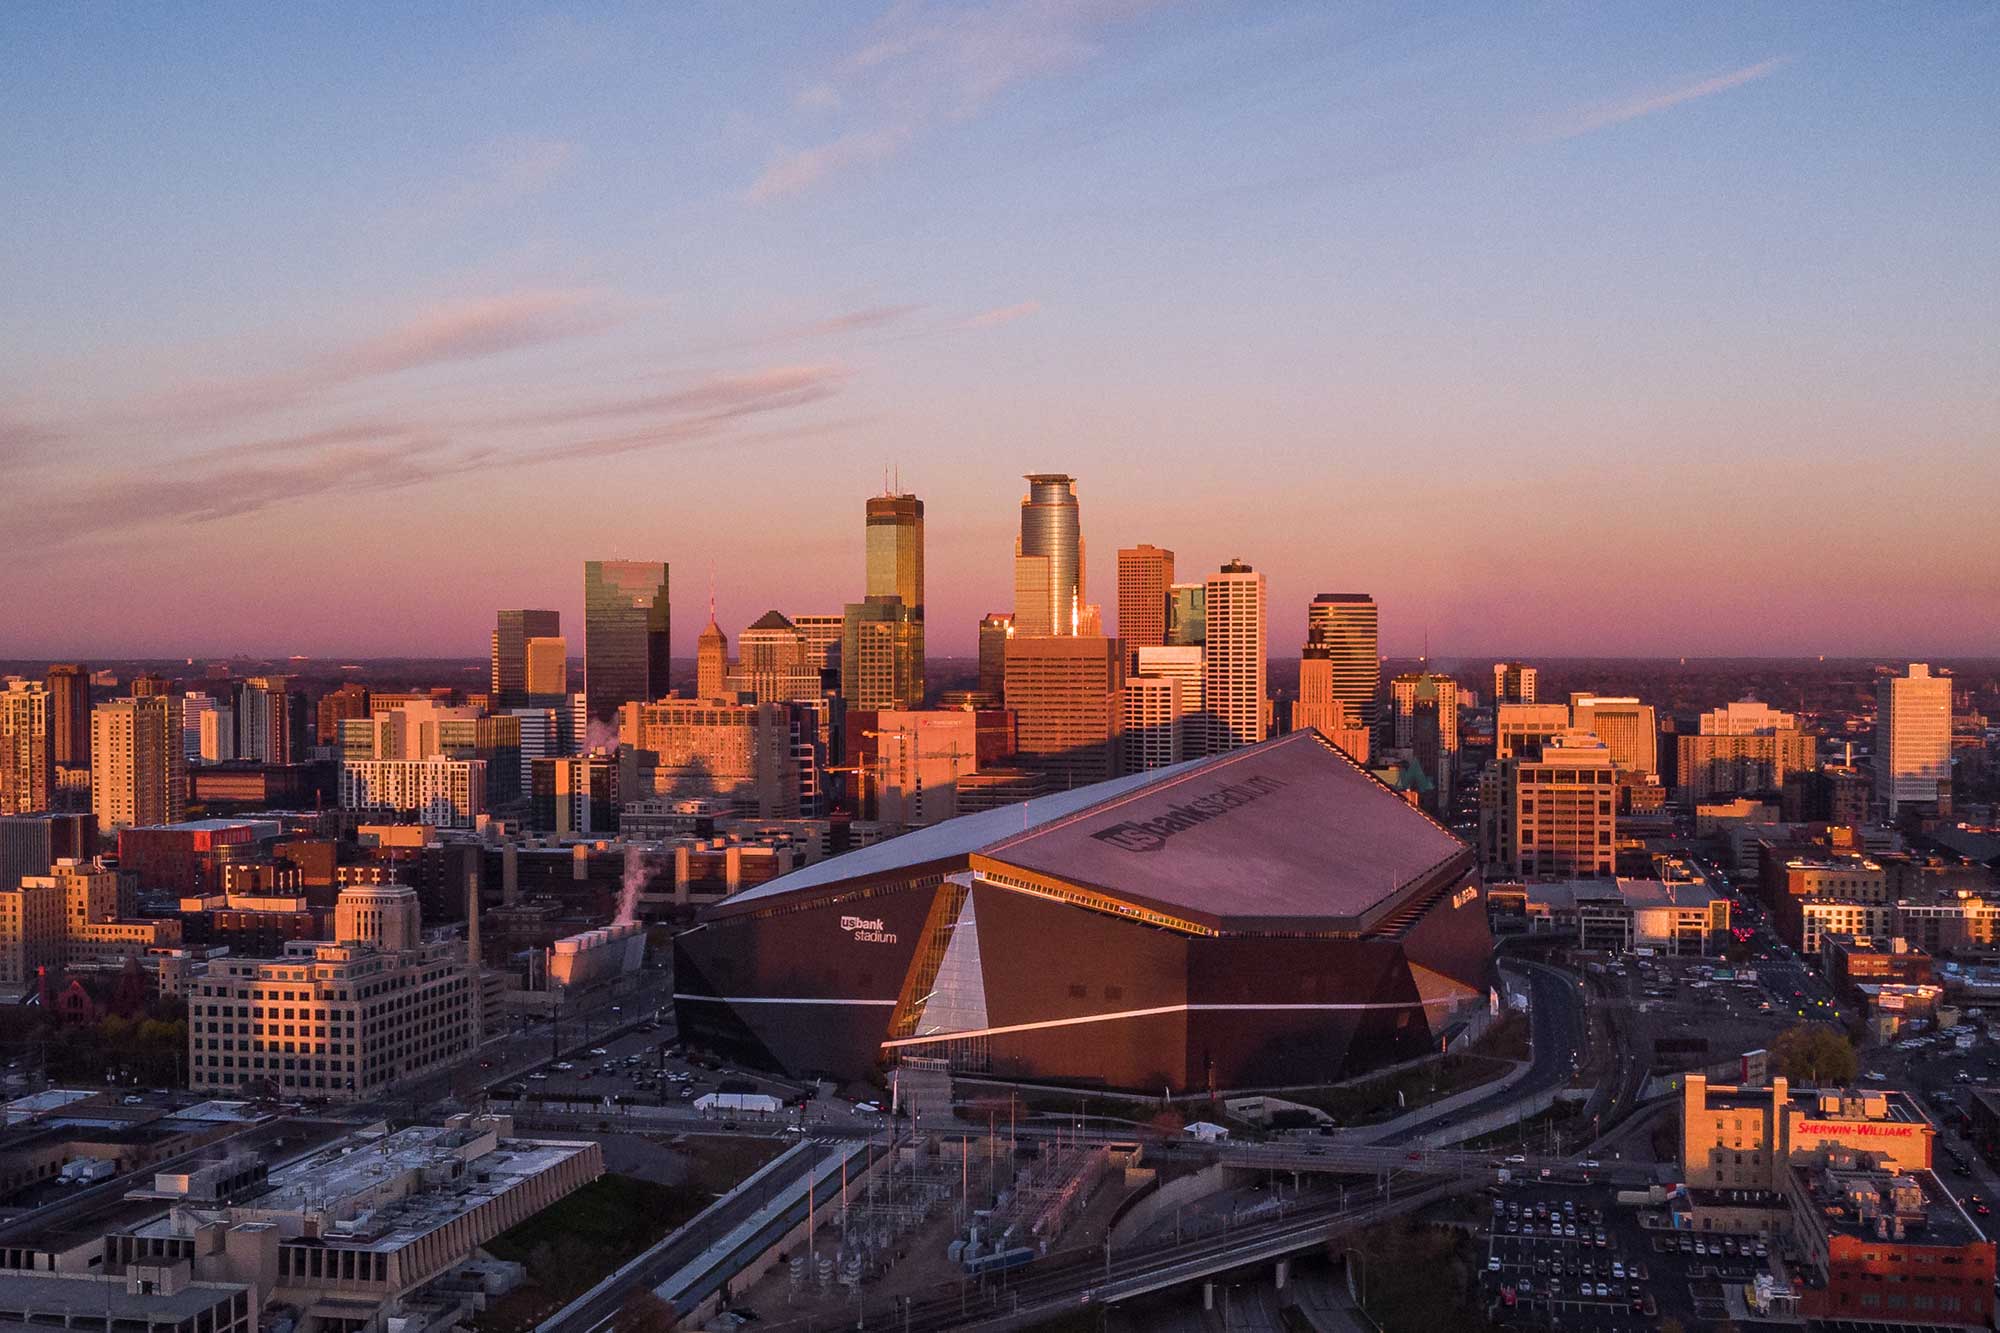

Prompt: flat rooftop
xmin=0 ymin=1271 xmax=243 ymax=1321
xmin=1796 ymin=1161 xmax=1985 ymax=1248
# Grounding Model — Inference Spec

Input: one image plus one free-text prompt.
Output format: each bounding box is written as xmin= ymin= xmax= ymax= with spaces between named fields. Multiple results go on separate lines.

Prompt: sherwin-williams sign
xmin=1087 ymin=775 xmax=1288 ymax=853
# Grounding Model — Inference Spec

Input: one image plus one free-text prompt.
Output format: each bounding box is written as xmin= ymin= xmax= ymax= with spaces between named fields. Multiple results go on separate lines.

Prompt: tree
xmin=1772 ymin=1022 xmax=1857 ymax=1087
xmin=1148 ymin=1107 xmax=1186 ymax=1139
xmin=617 ymin=1290 xmax=678 ymax=1332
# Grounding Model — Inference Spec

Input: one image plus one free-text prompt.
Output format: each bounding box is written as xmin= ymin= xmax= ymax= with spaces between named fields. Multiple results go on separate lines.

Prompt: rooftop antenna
xmin=893 ymin=461 xmax=900 ymax=494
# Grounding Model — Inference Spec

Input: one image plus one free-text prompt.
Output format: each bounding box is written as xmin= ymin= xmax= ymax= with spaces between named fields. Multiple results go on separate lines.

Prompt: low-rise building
xmin=1486 ymin=877 xmax=1729 ymax=954
xmin=1821 ymin=934 xmax=1935 ymax=998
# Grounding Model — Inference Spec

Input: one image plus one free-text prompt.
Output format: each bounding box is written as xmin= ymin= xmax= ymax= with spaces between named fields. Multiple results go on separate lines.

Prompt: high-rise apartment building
xmin=491 ymin=610 xmax=561 ymax=706
xmin=583 ymin=560 xmax=671 ymax=724
xmin=1480 ymin=729 xmax=1618 ymax=879
xmin=1003 ymin=635 xmax=1124 ymax=788
xmin=1116 ymin=544 xmax=1175 ymax=664
xmin=1699 ymin=700 xmax=1798 ymax=736
xmin=199 ymin=707 xmax=236 ymax=764
xmin=90 ymin=697 xmax=186 ymax=830
xmin=0 ymin=875 xmax=61 ymax=991
xmin=187 ymin=884 xmax=476 ymax=1101
xmin=1676 ymin=700 xmax=1817 ymax=805
xmin=524 ymin=636 xmax=567 ymax=698
xmin=841 ymin=596 xmax=923 ymax=711
xmin=1492 ymin=662 xmax=1538 ymax=705
xmin=1569 ymin=694 xmax=1658 ymax=777
xmin=180 ymin=692 xmax=220 ymax=763
xmin=235 ymin=676 xmax=301 ymax=764
xmin=0 ymin=680 xmax=54 ymax=815
xmin=977 ymin=613 xmax=1014 ymax=702
xmin=1013 ymin=473 xmax=1083 ymax=637
xmin=1306 ymin=594 xmax=1379 ymax=734
xmin=1167 ymin=583 xmax=1206 ymax=647
xmin=696 ymin=615 xmax=730 ymax=701
xmin=1875 ymin=663 xmax=1952 ymax=817
xmin=44 ymin=664 xmax=90 ymax=771
xmin=509 ymin=707 xmax=559 ymax=799
xmin=1202 ymin=561 xmax=1267 ymax=751
xmin=1134 ymin=645 xmax=1205 ymax=762
xmin=315 ymin=681 xmax=371 ymax=746
xmin=338 ymin=760 xmax=486 ymax=828
xmin=531 ymin=754 xmax=620 ymax=836
xmin=1122 ymin=675 xmax=1187 ymax=772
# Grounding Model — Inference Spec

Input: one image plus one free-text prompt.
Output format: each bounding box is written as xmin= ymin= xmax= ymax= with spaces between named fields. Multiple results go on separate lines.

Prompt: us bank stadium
xmin=672 ymin=730 xmax=1494 ymax=1092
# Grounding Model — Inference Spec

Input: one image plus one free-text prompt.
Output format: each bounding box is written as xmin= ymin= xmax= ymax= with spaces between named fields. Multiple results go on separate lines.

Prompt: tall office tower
xmin=584 ymin=560 xmax=671 ymax=724
xmin=1167 ymin=583 xmax=1206 ymax=647
xmin=1134 ymin=645 xmax=1205 ymax=761
xmin=531 ymin=754 xmax=621 ymax=835
xmin=696 ymin=614 xmax=730 ymax=701
xmin=316 ymin=682 xmax=371 ymax=745
xmin=978 ymin=613 xmax=1014 ymax=702
xmin=1390 ymin=673 xmax=1461 ymax=753
xmin=1495 ymin=703 xmax=1573 ymax=760
xmin=1306 ymin=594 xmax=1379 ymax=734
xmin=90 ymin=696 xmax=186 ymax=830
xmin=180 ymin=692 xmax=219 ymax=763
xmin=792 ymin=614 xmax=845 ymax=674
xmin=862 ymin=492 xmax=926 ymax=702
xmin=491 ymin=609 xmax=561 ymax=707
xmin=0 ymin=681 xmax=54 ymax=815
xmin=1202 ymin=561 xmax=1267 ymax=752
xmin=235 ymin=676 xmax=300 ymax=764
xmin=1492 ymin=662 xmax=1538 ymax=705
xmin=733 ymin=613 xmax=821 ymax=703
xmin=44 ymin=665 xmax=90 ymax=770
xmin=524 ymin=636 xmax=567 ymax=698
xmin=1122 ymin=675 xmax=1186 ymax=772
xmin=1480 ymin=729 xmax=1617 ymax=879
xmin=1568 ymin=694 xmax=1658 ymax=777
xmin=841 ymin=597 xmax=923 ymax=710
xmin=1116 ymin=544 xmax=1175 ymax=663
xmin=1876 ymin=663 xmax=1953 ymax=817
xmin=509 ymin=707 xmax=559 ymax=798
xmin=865 ymin=493 xmax=925 ymax=610
xmin=1004 ymin=635 xmax=1123 ymax=788
xmin=1295 ymin=637 xmax=1371 ymax=762
xmin=1013 ymin=473 xmax=1083 ymax=636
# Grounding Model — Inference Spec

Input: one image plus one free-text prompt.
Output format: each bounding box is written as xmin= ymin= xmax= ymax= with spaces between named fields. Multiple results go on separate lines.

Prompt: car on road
xmin=553 ymin=1061 xmax=575 ymax=1071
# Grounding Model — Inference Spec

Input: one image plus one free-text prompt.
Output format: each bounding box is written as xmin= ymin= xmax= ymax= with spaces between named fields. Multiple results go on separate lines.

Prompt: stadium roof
xmin=711 ymin=732 xmax=1471 ymax=933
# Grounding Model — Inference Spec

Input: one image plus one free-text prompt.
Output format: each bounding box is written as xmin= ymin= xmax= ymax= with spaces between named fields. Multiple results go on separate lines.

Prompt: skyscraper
xmin=1492 ymin=661 xmax=1538 ymax=705
xmin=524 ymin=636 xmax=567 ymax=698
xmin=862 ymin=492 xmax=925 ymax=702
xmin=1875 ymin=663 xmax=1952 ymax=817
xmin=1003 ymin=635 xmax=1123 ymax=788
xmin=1306 ymin=594 xmax=1379 ymax=734
xmin=1167 ymin=583 xmax=1206 ymax=646
xmin=491 ymin=610 xmax=561 ymax=707
xmin=1390 ymin=672 xmax=1459 ymax=812
xmin=44 ymin=664 xmax=90 ymax=771
xmin=1203 ymin=561 xmax=1267 ymax=752
xmin=0 ymin=681 xmax=53 ymax=815
xmin=696 ymin=615 xmax=730 ymax=701
xmin=1013 ymin=473 xmax=1083 ymax=637
xmin=977 ymin=613 xmax=1014 ymax=703
xmin=1480 ymin=730 xmax=1617 ymax=879
xmin=90 ymin=696 xmax=186 ymax=830
xmin=1135 ymin=644 xmax=1205 ymax=760
xmin=841 ymin=597 xmax=923 ymax=710
xmin=733 ymin=613 xmax=820 ymax=703
xmin=865 ymin=493 xmax=925 ymax=610
xmin=235 ymin=676 xmax=300 ymax=764
xmin=1568 ymin=694 xmax=1658 ymax=778
xmin=1116 ymin=544 xmax=1174 ymax=664
xmin=584 ymin=560 xmax=671 ymax=724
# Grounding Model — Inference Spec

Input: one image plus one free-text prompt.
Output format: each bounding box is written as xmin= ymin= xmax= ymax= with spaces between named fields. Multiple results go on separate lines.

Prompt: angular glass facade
xmin=583 ymin=560 xmax=670 ymax=724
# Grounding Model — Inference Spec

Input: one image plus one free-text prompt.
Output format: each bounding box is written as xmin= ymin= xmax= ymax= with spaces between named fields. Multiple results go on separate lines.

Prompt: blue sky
xmin=3 ymin=3 xmax=1996 ymax=658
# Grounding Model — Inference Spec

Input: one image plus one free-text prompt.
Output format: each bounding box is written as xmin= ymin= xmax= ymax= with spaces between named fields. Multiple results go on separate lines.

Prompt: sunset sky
xmin=4 ymin=3 xmax=1996 ymax=659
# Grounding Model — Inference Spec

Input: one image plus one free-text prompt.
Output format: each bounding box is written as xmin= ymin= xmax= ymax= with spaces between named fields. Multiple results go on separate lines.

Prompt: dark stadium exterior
xmin=673 ymin=731 xmax=1493 ymax=1093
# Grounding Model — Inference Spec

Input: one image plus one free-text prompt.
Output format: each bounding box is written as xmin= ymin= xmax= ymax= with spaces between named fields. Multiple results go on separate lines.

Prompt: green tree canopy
xmin=1771 ymin=1022 xmax=1857 ymax=1087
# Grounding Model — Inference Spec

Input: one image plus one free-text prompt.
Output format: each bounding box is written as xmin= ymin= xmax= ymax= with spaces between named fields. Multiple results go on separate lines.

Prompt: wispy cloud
xmin=13 ymin=360 xmax=846 ymax=544
xmin=0 ymin=414 xmax=62 ymax=465
xmin=749 ymin=0 xmax=1160 ymax=200
xmin=1537 ymin=56 xmax=1791 ymax=143
xmin=128 ymin=287 xmax=617 ymax=426
xmin=962 ymin=299 xmax=1041 ymax=330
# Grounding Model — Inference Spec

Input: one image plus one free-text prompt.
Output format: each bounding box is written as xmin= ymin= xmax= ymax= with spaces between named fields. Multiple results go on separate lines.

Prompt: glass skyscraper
xmin=584 ymin=560 xmax=671 ymax=725
xmin=1013 ymin=473 xmax=1082 ymax=636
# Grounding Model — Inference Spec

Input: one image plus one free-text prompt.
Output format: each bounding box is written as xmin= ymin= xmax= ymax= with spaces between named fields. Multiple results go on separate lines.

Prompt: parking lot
xmin=1481 ymin=1179 xmax=1785 ymax=1329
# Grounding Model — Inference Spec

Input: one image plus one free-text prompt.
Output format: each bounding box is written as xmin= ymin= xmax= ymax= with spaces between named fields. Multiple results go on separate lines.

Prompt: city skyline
xmin=4 ymin=4 xmax=1998 ymax=659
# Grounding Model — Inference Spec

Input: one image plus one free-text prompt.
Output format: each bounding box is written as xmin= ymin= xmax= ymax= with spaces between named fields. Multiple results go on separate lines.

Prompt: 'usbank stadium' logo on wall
xmin=1088 ymin=775 xmax=1289 ymax=853
xmin=840 ymin=915 xmax=899 ymax=944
